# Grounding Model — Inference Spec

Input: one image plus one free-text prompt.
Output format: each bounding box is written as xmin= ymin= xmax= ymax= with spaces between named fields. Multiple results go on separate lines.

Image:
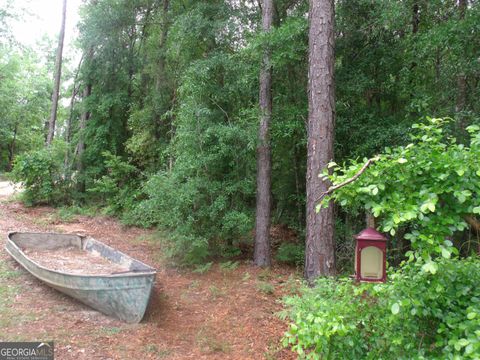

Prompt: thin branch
xmin=316 ymin=156 xmax=380 ymax=203
xmin=210 ymin=97 xmax=231 ymax=125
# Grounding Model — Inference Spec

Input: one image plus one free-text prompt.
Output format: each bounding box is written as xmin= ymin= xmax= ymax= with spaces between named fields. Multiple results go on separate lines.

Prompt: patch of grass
xmin=219 ymin=260 xmax=239 ymax=273
xmin=196 ymin=326 xmax=231 ymax=353
xmin=4 ymin=192 xmax=23 ymax=203
xmin=55 ymin=205 xmax=99 ymax=223
xmin=209 ymin=286 xmax=226 ymax=300
xmin=242 ymin=272 xmax=251 ymax=281
xmin=258 ymin=268 xmax=273 ymax=281
xmin=0 ymin=265 xmax=23 ymax=280
xmin=282 ymin=274 xmax=302 ymax=295
xmin=2 ymin=334 xmax=28 ymax=342
xmin=55 ymin=208 xmax=77 ymax=222
xmin=264 ymin=340 xmax=284 ymax=360
xmin=256 ymin=281 xmax=275 ymax=295
xmin=30 ymin=216 xmax=50 ymax=227
xmin=189 ymin=280 xmax=200 ymax=289
xmin=193 ymin=262 xmax=213 ymax=274
xmin=0 ymin=260 xmax=28 ymax=327
xmin=97 ymin=326 xmax=122 ymax=336
xmin=133 ymin=233 xmax=163 ymax=245
xmin=143 ymin=344 xmax=171 ymax=358
xmin=0 ymin=291 xmax=15 ymax=326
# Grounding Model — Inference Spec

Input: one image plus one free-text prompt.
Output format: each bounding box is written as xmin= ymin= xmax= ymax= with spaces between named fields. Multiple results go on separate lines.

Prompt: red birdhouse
xmin=354 ymin=228 xmax=387 ymax=283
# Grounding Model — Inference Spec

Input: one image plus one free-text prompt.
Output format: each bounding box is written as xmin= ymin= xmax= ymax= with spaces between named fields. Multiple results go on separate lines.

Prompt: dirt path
xmin=0 ymin=195 xmax=297 ymax=359
xmin=0 ymin=180 xmax=21 ymax=198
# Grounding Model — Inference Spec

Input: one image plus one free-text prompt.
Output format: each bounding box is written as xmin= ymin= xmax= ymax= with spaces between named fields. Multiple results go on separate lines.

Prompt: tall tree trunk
xmin=76 ymin=84 xmax=91 ymax=193
xmin=64 ymin=56 xmax=84 ymax=180
xmin=412 ymin=1 xmax=419 ymax=34
xmin=456 ymin=0 xmax=467 ymax=138
xmin=304 ymin=0 xmax=336 ymax=282
xmin=254 ymin=0 xmax=274 ymax=267
xmin=6 ymin=123 xmax=18 ymax=172
xmin=65 ymin=55 xmax=84 ymax=144
xmin=155 ymin=0 xmax=170 ymax=93
xmin=46 ymin=0 xmax=67 ymax=146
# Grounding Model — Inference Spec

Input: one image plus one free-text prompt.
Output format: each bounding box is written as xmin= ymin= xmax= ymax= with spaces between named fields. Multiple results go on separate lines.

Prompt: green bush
xmin=125 ymin=168 xmax=254 ymax=266
xmin=324 ymin=118 xmax=480 ymax=258
xmin=88 ymin=151 xmax=141 ymax=215
xmin=11 ymin=143 xmax=71 ymax=205
xmin=275 ymin=242 xmax=304 ymax=266
xmin=282 ymin=257 xmax=480 ymax=359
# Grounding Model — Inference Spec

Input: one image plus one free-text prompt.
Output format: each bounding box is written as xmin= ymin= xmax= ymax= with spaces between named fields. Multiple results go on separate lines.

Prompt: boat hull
xmin=5 ymin=232 xmax=156 ymax=323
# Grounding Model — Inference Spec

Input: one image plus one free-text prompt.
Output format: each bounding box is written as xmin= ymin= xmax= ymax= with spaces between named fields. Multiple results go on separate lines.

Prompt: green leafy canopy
xmin=322 ymin=118 xmax=480 ymax=259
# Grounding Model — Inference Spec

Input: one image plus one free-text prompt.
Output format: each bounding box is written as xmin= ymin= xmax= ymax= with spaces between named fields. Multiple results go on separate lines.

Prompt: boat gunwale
xmin=6 ymin=231 xmax=157 ymax=279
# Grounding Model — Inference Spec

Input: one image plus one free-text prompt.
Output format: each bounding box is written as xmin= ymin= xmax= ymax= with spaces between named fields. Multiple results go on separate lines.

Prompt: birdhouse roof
xmin=354 ymin=227 xmax=387 ymax=241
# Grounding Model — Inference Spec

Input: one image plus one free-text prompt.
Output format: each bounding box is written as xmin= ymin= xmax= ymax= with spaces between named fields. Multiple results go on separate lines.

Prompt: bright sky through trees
xmin=7 ymin=0 xmax=81 ymax=51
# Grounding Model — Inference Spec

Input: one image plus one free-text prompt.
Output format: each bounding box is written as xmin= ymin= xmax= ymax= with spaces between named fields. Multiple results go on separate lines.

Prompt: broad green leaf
xmin=391 ymin=303 xmax=400 ymax=315
xmin=467 ymin=312 xmax=476 ymax=320
xmin=466 ymin=124 xmax=480 ymax=132
xmin=441 ymin=247 xmax=451 ymax=259
xmin=421 ymin=261 xmax=438 ymax=274
xmin=456 ymin=338 xmax=469 ymax=348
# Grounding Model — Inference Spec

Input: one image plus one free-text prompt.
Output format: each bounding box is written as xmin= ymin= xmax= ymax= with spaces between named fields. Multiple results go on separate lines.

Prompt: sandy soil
xmin=0 ymin=195 xmax=297 ymax=359
xmin=0 ymin=181 xmax=22 ymax=198
xmin=25 ymin=247 xmax=129 ymax=275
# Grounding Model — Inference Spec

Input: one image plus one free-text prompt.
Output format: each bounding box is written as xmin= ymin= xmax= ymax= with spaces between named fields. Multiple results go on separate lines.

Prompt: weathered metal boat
xmin=5 ymin=232 xmax=156 ymax=323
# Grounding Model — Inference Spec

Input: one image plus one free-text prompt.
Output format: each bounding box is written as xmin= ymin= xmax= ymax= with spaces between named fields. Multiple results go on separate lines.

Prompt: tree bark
xmin=456 ymin=0 xmax=468 ymax=138
xmin=65 ymin=54 xmax=84 ymax=144
xmin=76 ymin=83 xmax=91 ymax=193
xmin=304 ymin=0 xmax=336 ymax=282
xmin=464 ymin=215 xmax=480 ymax=255
xmin=46 ymin=0 xmax=67 ymax=146
xmin=412 ymin=1 xmax=419 ymax=34
xmin=6 ymin=123 xmax=17 ymax=172
xmin=254 ymin=0 xmax=274 ymax=267
xmin=155 ymin=0 xmax=170 ymax=93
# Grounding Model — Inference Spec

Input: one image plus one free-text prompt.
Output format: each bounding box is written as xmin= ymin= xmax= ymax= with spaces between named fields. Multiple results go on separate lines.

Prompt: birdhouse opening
xmin=360 ymin=246 xmax=383 ymax=279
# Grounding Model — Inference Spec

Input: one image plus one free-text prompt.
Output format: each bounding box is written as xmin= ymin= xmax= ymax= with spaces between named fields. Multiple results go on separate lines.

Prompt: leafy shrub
xmin=11 ymin=142 xmax=71 ymax=205
xmin=323 ymin=118 xmax=480 ymax=258
xmin=88 ymin=151 xmax=141 ymax=215
xmin=282 ymin=257 xmax=480 ymax=359
xmin=257 ymin=281 xmax=275 ymax=295
xmin=193 ymin=262 xmax=213 ymax=274
xmin=275 ymin=242 xmax=304 ymax=266
xmin=126 ymin=166 xmax=254 ymax=266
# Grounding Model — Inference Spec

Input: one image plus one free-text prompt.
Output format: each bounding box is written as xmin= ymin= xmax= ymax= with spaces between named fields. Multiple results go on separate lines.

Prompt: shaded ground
xmin=0 ymin=191 xmax=298 ymax=359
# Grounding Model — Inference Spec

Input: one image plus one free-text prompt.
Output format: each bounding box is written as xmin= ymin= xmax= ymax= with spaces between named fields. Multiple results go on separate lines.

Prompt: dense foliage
xmin=3 ymin=0 xmax=480 ymax=358
xmin=282 ymin=257 xmax=480 ymax=359
xmin=322 ymin=118 xmax=480 ymax=260
xmin=4 ymin=0 xmax=480 ymax=266
xmin=10 ymin=142 xmax=70 ymax=206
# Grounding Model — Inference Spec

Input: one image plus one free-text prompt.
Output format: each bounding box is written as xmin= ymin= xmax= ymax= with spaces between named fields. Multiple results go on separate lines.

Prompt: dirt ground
xmin=0 ymin=190 xmax=298 ymax=359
